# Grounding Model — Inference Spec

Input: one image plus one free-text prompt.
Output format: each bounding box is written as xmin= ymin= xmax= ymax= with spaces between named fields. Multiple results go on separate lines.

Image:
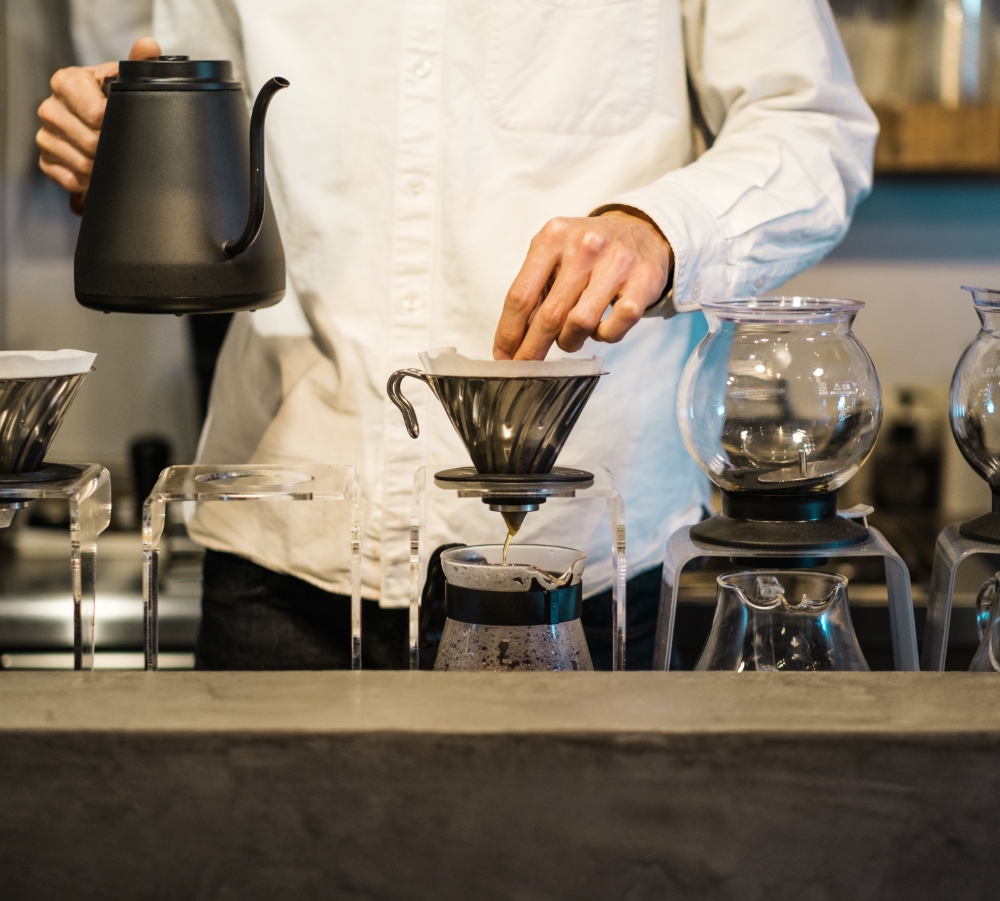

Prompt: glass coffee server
xmin=655 ymin=296 xmax=919 ymax=672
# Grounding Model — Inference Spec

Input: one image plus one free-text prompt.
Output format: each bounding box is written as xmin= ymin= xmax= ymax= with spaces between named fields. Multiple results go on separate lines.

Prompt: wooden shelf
xmin=872 ymin=102 xmax=1000 ymax=174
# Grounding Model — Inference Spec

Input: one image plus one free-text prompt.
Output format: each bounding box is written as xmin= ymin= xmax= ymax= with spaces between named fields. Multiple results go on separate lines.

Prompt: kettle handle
xmin=223 ymin=76 xmax=290 ymax=257
xmin=387 ymin=369 xmax=429 ymax=439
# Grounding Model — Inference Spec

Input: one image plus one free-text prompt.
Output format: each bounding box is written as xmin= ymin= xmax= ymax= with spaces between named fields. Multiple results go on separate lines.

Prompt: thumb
xmin=128 ymin=37 xmax=162 ymax=61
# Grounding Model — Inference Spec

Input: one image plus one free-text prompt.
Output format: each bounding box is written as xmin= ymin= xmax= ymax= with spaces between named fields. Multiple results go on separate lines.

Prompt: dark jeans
xmin=196 ymin=549 xmax=663 ymax=671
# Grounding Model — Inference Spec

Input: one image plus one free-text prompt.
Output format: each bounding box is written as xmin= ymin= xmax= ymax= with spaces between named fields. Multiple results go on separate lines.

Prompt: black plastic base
xmin=959 ymin=512 xmax=1000 ymax=544
xmin=689 ymin=490 xmax=869 ymax=551
xmin=434 ymin=466 xmax=595 ymax=509
xmin=77 ymin=291 xmax=284 ymax=315
xmin=434 ymin=466 xmax=594 ymax=485
xmin=0 ymin=463 xmax=83 ymax=485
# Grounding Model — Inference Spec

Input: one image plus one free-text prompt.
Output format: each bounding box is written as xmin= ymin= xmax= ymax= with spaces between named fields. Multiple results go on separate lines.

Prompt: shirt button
xmin=402 ymin=294 xmax=422 ymax=313
xmin=691 ymin=281 xmax=702 ymax=299
xmin=407 ymin=176 xmax=426 ymax=195
xmin=754 ymin=276 xmax=765 ymax=290
xmin=414 ymin=59 xmax=433 ymax=78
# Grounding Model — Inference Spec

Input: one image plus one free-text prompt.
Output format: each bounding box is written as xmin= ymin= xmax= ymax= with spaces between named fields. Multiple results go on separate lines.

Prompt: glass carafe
xmin=970 ymin=573 xmax=1000 ymax=671
xmin=677 ymin=297 xmax=882 ymax=496
xmin=696 ymin=570 xmax=869 ymax=671
xmin=435 ymin=544 xmax=592 ymax=672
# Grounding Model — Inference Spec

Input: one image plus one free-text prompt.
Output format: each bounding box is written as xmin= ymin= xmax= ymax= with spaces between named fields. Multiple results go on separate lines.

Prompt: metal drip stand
xmin=408 ymin=464 xmax=627 ymax=671
xmin=141 ymin=464 xmax=362 ymax=671
xmin=652 ymin=507 xmax=920 ymax=672
xmin=0 ymin=463 xmax=111 ymax=670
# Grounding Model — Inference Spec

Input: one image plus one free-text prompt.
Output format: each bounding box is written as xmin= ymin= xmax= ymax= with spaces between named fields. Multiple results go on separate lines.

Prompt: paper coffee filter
xmin=419 ymin=347 xmax=603 ymax=377
xmin=0 ymin=350 xmax=96 ymax=379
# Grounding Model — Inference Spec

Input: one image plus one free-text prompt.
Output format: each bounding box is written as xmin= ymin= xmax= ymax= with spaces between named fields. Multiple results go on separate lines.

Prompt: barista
xmin=38 ymin=1 xmax=876 ymax=670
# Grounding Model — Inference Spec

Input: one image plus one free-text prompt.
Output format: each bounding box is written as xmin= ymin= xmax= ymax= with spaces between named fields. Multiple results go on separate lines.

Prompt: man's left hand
xmin=493 ymin=209 xmax=673 ymax=361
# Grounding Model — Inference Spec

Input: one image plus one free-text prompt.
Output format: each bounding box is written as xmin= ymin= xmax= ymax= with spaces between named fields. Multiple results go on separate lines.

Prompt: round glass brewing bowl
xmin=950 ymin=286 xmax=1000 ymax=487
xmin=677 ymin=297 xmax=882 ymax=494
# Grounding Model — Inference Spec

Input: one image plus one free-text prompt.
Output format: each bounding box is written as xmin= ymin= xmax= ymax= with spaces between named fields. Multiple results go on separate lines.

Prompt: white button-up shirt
xmin=154 ymin=0 xmax=876 ymax=606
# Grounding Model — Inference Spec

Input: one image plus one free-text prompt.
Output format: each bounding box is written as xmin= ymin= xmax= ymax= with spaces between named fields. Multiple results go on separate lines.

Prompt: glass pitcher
xmin=970 ymin=573 xmax=1000 ymax=672
xmin=696 ymin=570 xmax=869 ymax=671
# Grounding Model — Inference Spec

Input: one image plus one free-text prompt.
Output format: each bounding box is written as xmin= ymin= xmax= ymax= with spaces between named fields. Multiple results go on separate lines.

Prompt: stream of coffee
xmin=500 ymin=510 xmax=527 ymax=564
xmin=502 ymin=524 xmax=516 ymax=563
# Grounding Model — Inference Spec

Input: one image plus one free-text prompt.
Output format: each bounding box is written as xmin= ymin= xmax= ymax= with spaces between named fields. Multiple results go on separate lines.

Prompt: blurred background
xmin=1 ymin=0 xmax=999 ymax=668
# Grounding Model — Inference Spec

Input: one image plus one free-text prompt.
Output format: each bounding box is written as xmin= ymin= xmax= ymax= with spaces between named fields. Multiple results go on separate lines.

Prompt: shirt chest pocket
xmin=485 ymin=0 xmax=660 ymax=135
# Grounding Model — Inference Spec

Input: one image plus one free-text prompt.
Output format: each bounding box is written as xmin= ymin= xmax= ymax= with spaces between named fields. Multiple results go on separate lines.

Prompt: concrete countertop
xmin=2 ymin=670 xmax=1000 ymax=735
xmin=3 ymin=672 xmax=999 ymax=901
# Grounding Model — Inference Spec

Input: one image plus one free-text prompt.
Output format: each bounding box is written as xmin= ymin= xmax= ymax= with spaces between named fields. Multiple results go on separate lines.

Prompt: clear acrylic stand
xmin=652 ymin=522 xmax=920 ymax=672
xmin=142 ymin=464 xmax=362 ymax=671
xmin=922 ymin=524 xmax=999 ymax=671
xmin=0 ymin=464 xmax=111 ymax=671
xmin=409 ymin=464 xmax=627 ymax=671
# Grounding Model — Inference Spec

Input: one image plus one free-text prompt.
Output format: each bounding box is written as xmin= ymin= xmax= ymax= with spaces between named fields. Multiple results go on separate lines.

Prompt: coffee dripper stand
xmin=407 ymin=464 xmax=627 ymax=670
xmin=922 ymin=285 xmax=1000 ymax=671
xmin=0 ymin=370 xmax=111 ymax=670
xmin=923 ymin=516 xmax=1000 ymax=670
xmin=0 ymin=464 xmax=112 ymax=671
xmin=651 ymin=504 xmax=920 ymax=671
xmin=141 ymin=463 xmax=362 ymax=671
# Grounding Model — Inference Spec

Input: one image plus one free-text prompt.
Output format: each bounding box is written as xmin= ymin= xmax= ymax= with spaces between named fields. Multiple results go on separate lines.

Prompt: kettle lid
xmin=112 ymin=56 xmax=240 ymax=91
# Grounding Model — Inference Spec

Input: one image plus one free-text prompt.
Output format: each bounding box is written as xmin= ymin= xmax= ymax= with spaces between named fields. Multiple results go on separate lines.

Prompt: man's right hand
xmin=37 ymin=37 xmax=161 ymax=213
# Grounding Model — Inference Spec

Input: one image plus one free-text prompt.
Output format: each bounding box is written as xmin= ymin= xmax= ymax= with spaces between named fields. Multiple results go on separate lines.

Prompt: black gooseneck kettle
xmin=75 ymin=56 xmax=289 ymax=314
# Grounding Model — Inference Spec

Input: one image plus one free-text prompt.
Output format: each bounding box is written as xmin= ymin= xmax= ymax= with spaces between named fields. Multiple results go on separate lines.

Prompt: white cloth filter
xmin=419 ymin=347 xmax=603 ymax=377
xmin=0 ymin=350 xmax=96 ymax=379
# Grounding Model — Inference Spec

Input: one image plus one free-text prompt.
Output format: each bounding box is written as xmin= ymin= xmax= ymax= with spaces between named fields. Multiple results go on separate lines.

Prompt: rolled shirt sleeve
xmin=604 ymin=0 xmax=878 ymax=312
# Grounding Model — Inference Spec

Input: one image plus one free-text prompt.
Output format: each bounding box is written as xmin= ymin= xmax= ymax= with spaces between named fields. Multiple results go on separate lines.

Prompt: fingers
xmin=493 ymin=222 xmax=565 ymax=360
xmin=555 ymin=245 xmax=640 ymax=352
xmin=37 ymin=94 xmax=100 ymax=158
xmin=129 ymin=37 xmax=162 ymax=60
xmin=512 ymin=254 xmax=592 ymax=360
xmin=513 ymin=219 xmax=623 ymax=360
xmin=594 ymin=283 xmax=652 ymax=344
xmin=49 ymin=66 xmax=108 ymax=130
xmin=39 ymin=154 xmax=88 ymax=194
xmin=37 ymin=129 xmax=93 ymax=188
xmin=497 ymin=212 xmax=673 ymax=359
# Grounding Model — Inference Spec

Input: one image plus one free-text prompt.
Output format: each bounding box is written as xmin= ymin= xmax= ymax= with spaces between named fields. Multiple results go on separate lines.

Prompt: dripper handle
xmin=386 ymin=369 xmax=428 ymax=439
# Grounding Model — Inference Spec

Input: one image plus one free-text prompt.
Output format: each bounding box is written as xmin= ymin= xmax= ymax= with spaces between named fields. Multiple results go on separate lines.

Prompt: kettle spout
xmin=223 ymin=76 xmax=290 ymax=257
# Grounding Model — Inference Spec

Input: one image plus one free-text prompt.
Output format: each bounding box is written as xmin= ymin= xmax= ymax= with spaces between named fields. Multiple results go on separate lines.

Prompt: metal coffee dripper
xmin=387 ymin=367 xmax=602 ymax=535
xmin=387 ymin=357 xmax=628 ymax=671
xmin=0 ymin=372 xmax=91 ymax=525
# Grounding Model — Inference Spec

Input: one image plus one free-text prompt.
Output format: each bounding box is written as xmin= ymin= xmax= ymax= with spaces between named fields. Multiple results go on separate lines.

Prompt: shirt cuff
xmin=593 ymin=178 xmax=728 ymax=313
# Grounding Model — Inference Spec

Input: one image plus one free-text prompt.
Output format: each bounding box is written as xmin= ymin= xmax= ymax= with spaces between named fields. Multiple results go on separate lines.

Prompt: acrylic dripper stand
xmin=923 ymin=508 xmax=1000 ymax=671
xmin=142 ymin=464 xmax=362 ymax=671
xmin=408 ymin=464 xmax=627 ymax=671
xmin=652 ymin=507 xmax=920 ymax=672
xmin=0 ymin=464 xmax=112 ymax=671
